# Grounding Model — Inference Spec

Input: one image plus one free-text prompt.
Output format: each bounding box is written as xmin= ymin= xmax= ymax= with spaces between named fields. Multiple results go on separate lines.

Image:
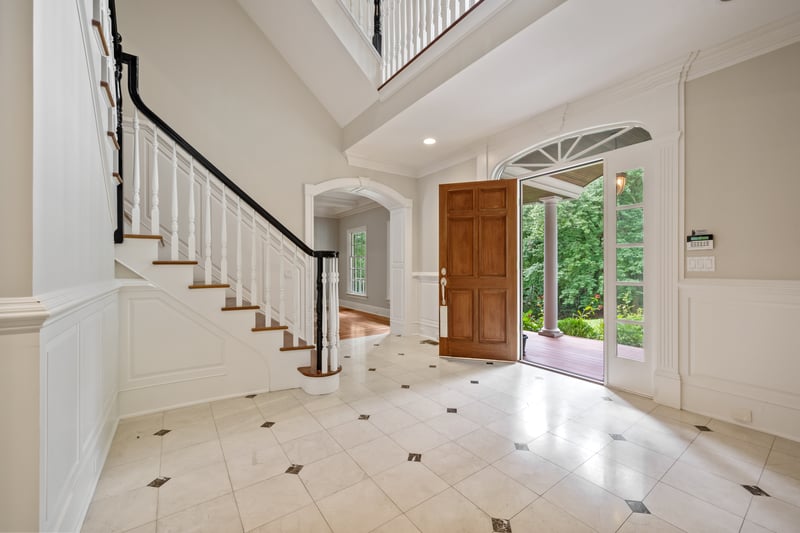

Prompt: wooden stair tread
xmin=188 ymin=283 xmax=230 ymax=289
xmin=153 ymin=260 xmax=198 ymax=265
xmin=280 ymin=344 xmax=315 ymax=352
xmin=297 ymin=365 xmax=342 ymax=377
xmin=251 ymin=326 xmax=288 ymax=332
xmin=221 ymin=305 xmax=260 ymax=311
xmin=124 ymin=234 xmax=163 ymax=240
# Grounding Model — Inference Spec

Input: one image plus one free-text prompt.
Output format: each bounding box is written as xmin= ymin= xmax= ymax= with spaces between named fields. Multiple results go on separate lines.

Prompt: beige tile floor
xmin=82 ymin=334 xmax=800 ymax=533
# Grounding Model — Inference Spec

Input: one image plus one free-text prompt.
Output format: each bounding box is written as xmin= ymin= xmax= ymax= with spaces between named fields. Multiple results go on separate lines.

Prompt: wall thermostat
xmin=686 ymin=233 xmax=714 ymax=251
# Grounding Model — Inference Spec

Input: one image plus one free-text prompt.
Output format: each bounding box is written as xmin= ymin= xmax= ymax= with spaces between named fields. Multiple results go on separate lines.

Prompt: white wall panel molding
xmin=679 ymin=280 xmax=800 ymax=440
xmin=687 ymin=13 xmax=800 ymax=82
xmin=413 ymin=272 xmax=439 ymax=340
xmin=0 ymin=297 xmax=49 ymax=334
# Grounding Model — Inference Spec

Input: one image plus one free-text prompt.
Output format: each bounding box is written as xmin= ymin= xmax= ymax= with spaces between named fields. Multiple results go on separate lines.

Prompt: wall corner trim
xmin=0 ymin=297 xmax=49 ymax=335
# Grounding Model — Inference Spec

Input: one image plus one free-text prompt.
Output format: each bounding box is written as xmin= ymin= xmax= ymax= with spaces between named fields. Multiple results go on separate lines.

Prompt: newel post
xmin=373 ymin=0 xmax=382 ymax=55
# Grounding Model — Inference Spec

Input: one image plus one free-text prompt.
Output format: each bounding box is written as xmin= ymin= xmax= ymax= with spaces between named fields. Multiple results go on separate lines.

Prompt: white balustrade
xmin=122 ymin=115 xmax=339 ymax=375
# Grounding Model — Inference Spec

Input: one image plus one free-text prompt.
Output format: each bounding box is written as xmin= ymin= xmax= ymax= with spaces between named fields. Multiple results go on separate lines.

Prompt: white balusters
xmin=220 ymin=187 xmax=228 ymax=285
xmin=250 ymin=208 xmax=257 ymax=307
xmin=448 ymin=0 xmax=456 ymax=25
xmin=235 ymin=197 xmax=243 ymax=306
xmin=150 ymin=126 xmax=159 ymax=234
xmin=170 ymin=142 xmax=179 ymax=260
xmin=187 ymin=159 xmax=196 ymax=261
xmin=203 ymin=173 xmax=212 ymax=284
xmin=328 ymin=257 xmax=339 ymax=371
xmin=264 ymin=231 xmax=272 ymax=324
xmin=131 ymin=109 xmax=141 ymax=233
xmin=321 ymin=267 xmax=329 ymax=374
xmin=278 ymin=236 xmax=285 ymax=328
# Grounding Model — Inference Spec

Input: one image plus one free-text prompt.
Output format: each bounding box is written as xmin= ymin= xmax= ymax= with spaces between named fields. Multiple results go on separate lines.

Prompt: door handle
xmin=440 ymin=267 xmax=447 ymax=306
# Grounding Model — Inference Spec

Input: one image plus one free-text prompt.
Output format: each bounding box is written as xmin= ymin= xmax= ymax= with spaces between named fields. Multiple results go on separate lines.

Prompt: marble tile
xmin=688 ymin=432 xmax=771 ymax=467
xmin=706 ymin=419 xmax=775 ymax=448
xmin=157 ymin=461 xmax=232 ymax=518
xmin=303 ymin=394 xmax=345 ymax=413
xmin=271 ymin=413 xmax=325 ymax=444
xmin=759 ymin=468 xmax=800 ymax=508
xmin=622 ymin=423 xmax=691 ymax=459
xmin=455 ymin=466 xmax=536 ymax=518
xmin=219 ymin=426 xmax=279 ymax=461
xmin=617 ymin=512 xmax=685 ymax=533
xmin=549 ymin=420 xmax=614 ymax=454
xmin=766 ymin=449 xmax=800 ymax=481
xmin=93 ymin=455 xmax=160 ymax=501
xmin=650 ymin=405 xmax=711 ymax=426
xmin=486 ymin=414 xmax=549 ymax=443
xmin=328 ymin=418 xmax=384 ymax=449
xmin=211 ymin=396 xmax=257 ymax=419
xmin=156 ymin=493 xmax=242 ymax=533
xmin=214 ymin=406 xmax=267 ymax=437
xmin=369 ymin=406 xmax=420 ymax=434
xmin=426 ymin=412 xmax=480 ymax=440
xmin=226 ymin=444 xmax=291 ymax=491
xmin=389 ymin=422 xmax=449 ymax=453
xmin=121 ymin=522 xmax=156 ymax=533
xmin=312 ymin=403 xmax=360 ymax=429
xmin=457 ymin=401 xmax=506 ymax=426
xmin=160 ymin=419 xmax=218 ymax=453
xmin=104 ymin=432 xmax=162 ymax=469
xmin=661 ymin=460 xmax=753 ymax=517
xmin=280 ymin=430 xmax=343 ymax=465
xmin=370 ymin=514 xmax=422 ymax=533
xmin=509 ymin=498 xmax=595 ymax=533
xmin=162 ymin=403 xmax=213 ymax=429
xmin=457 ymin=428 xmax=516 ymax=463
xmin=348 ymin=395 xmax=395 ymax=416
xmin=406 ymin=488 xmax=491 ymax=533
xmin=643 ymin=482 xmax=743 ymax=533
xmin=423 ymin=441 xmax=488 ymax=485
xmin=299 ymin=451 xmax=366 ymax=500
xmin=400 ymin=397 xmax=449 ymax=421
xmin=492 ymin=450 xmax=568 ymax=495
xmin=348 ymin=435 xmax=409 ymax=476
xmin=598 ymin=440 xmax=675 ymax=479
xmin=161 ymin=439 xmax=225 ymax=478
xmin=234 ymin=474 xmax=314 ymax=531
xmin=574 ymin=455 xmax=658 ymax=501
xmin=481 ymin=392 xmax=529 ymax=414
xmin=773 ymin=436 xmax=800 ymax=459
xmin=249 ymin=503 xmax=332 ymax=533
xmin=746 ymin=495 xmax=800 ymax=533
xmin=739 ymin=520 xmax=774 ymax=533
xmin=543 ymin=474 xmax=632 ymax=533
xmin=528 ymin=433 xmax=596 ymax=471
xmin=316 ymin=479 xmax=402 ymax=533
xmin=422 ymin=388 xmax=473 ymax=409
xmin=81 ymin=486 xmax=157 ymax=533
xmin=373 ymin=461 xmax=449 ymax=511
xmin=677 ymin=446 xmax=763 ymax=485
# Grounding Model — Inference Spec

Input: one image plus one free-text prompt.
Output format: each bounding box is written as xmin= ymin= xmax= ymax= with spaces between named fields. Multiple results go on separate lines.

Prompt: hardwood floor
xmin=338 ymin=307 xmax=390 ymax=340
xmin=522 ymin=331 xmax=604 ymax=382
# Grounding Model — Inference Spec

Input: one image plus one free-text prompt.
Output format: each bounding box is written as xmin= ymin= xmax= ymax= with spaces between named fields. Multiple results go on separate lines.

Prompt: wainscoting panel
xmin=680 ymin=280 xmax=800 ymax=440
xmin=414 ymin=272 xmax=439 ymax=340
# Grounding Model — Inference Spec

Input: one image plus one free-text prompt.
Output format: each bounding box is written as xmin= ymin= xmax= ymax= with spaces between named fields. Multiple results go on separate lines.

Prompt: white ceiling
xmin=314 ymin=190 xmax=382 ymax=219
xmin=342 ymin=0 xmax=800 ymax=176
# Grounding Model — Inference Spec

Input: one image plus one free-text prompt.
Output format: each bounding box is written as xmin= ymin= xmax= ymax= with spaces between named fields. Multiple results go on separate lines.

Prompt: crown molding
xmin=0 ymin=297 xmax=49 ymax=335
xmin=687 ymin=13 xmax=800 ymax=82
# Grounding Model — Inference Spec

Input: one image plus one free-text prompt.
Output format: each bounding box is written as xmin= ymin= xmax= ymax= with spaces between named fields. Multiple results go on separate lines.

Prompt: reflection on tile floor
xmin=82 ymin=334 xmax=800 ymax=533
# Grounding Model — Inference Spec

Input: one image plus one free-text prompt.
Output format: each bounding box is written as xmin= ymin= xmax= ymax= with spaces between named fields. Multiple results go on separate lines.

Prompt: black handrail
xmin=109 ymin=4 xmax=338 ymax=373
xmin=372 ymin=0 xmax=382 ymax=56
xmin=110 ymin=0 xmax=124 ymax=243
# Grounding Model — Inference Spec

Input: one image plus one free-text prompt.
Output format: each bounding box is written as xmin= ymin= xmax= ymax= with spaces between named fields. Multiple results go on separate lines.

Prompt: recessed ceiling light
xmin=423 ymin=137 xmax=437 ymax=145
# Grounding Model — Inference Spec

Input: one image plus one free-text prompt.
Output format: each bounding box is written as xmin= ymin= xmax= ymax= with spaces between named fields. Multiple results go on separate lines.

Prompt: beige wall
xmin=116 ymin=0 xmax=415 ymax=239
xmin=338 ymin=206 xmax=390 ymax=314
xmin=0 ymin=0 xmax=33 ymax=297
xmin=685 ymin=42 xmax=800 ymax=280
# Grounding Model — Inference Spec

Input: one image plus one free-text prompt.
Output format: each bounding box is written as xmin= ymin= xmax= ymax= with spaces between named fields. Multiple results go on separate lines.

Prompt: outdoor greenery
xmin=521 ymin=170 xmax=645 ymax=348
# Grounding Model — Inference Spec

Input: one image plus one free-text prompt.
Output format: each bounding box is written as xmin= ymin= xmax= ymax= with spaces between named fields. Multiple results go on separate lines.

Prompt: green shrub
xmin=557 ymin=317 xmax=599 ymax=339
xmin=617 ymin=323 xmax=643 ymax=347
xmin=522 ymin=310 xmax=542 ymax=332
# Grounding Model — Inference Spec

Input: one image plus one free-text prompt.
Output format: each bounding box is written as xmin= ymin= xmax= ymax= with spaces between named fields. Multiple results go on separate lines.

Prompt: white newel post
xmin=203 ymin=174 xmax=212 ymax=284
xmin=220 ymin=187 xmax=228 ymax=285
xmin=187 ymin=159 xmax=196 ymax=261
xmin=131 ymin=109 xmax=141 ymax=233
xmin=170 ymin=142 xmax=179 ymax=260
xmin=150 ymin=126 xmax=160 ymax=234
xmin=306 ymin=255 xmax=314 ymax=352
xmin=235 ymin=197 xmax=243 ymax=306
xmin=321 ymin=267 xmax=329 ymax=374
xmin=329 ymin=257 xmax=339 ymax=371
xmin=250 ymin=208 xmax=257 ymax=307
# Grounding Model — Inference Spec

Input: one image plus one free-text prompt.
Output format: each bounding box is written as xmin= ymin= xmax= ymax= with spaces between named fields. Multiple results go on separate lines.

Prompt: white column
xmin=329 ymin=257 xmax=339 ymax=371
xmin=539 ymin=196 xmax=563 ymax=338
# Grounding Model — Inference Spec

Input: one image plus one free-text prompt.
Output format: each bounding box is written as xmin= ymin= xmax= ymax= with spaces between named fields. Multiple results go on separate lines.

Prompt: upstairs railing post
xmin=372 ymin=0 xmax=382 ymax=55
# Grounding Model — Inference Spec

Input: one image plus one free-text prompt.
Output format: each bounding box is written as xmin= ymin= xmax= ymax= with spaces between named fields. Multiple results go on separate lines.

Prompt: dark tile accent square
xmin=398 ymin=352 xmax=405 ymax=356
xmin=261 ymin=421 xmax=275 ymax=428
xmin=610 ymin=434 xmax=626 ymax=441
xmin=401 ymin=384 xmax=410 ymax=389
xmin=244 ymin=394 xmax=257 ymax=399
xmin=485 ymin=361 xmax=494 ymax=365
xmin=359 ymin=414 xmax=370 ymax=420
xmin=514 ymin=443 xmax=530 ymax=451
xmin=344 ymin=355 xmax=351 ymax=358
xmin=625 ymin=500 xmax=650 ymax=514
xmin=447 ymin=408 xmax=457 ymax=414
xmin=153 ymin=429 xmax=171 ymax=436
xmin=695 ymin=425 xmax=712 ymax=432
xmin=429 ymin=365 xmax=437 ymax=368
xmin=373 ymin=344 xmax=381 ymax=347
xmin=286 ymin=464 xmax=303 ymax=474
xmin=602 ymin=396 xmax=613 ymax=401
xmin=492 ymin=517 xmax=512 ymax=532
xmin=742 ymin=485 xmax=770 ymax=496
xmin=147 ymin=476 xmax=171 ymax=488
xmin=368 ymin=368 xmax=376 ymax=371
xmin=471 ymin=380 xmax=479 ymax=384
xmin=407 ymin=453 xmax=422 ymax=462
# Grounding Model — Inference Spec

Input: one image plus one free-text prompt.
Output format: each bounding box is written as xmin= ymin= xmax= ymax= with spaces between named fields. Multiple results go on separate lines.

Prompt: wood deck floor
xmin=522 ymin=331 xmax=643 ymax=382
xmin=338 ymin=307 xmax=391 ymax=340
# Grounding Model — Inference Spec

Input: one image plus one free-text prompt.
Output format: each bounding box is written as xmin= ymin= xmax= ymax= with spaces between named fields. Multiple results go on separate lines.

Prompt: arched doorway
xmin=304 ymin=178 xmax=413 ymax=336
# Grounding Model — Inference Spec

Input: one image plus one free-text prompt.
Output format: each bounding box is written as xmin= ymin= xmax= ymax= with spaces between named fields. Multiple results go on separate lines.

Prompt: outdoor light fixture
xmin=423 ymin=137 xmax=437 ymax=145
xmin=615 ymin=172 xmax=627 ymax=195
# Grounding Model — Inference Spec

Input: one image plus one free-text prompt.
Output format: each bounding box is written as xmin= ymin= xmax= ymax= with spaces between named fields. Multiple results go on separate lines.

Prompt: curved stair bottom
xmin=298 ymin=366 xmax=342 ymax=396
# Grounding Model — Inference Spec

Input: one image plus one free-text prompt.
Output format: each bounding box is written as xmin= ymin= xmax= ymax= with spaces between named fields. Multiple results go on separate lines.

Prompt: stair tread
xmin=188 ymin=283 xmax=230 ymax=289
xmin=280 ymin=344 xmax=316 ymax=352
xmin=153 ymin=260 xmax=198 ymax=265
xmin=251 ymin=325 xmax=289 ymax=332
xmin=124 ymin=234 xmax=163 ymax=240
xmin=297 ymin=365 xmax=342 ymax=378
xmin=221 ymin=305 xmax=260 ymax=311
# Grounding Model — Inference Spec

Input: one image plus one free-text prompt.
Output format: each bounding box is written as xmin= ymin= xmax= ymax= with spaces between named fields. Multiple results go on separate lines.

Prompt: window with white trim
xmin=348 ymin=227 xmax=366 ymax=296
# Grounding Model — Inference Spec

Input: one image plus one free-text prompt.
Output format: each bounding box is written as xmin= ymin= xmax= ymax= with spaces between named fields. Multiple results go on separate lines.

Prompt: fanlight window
xmin=498 ymin=125 xmax=651 ymax=179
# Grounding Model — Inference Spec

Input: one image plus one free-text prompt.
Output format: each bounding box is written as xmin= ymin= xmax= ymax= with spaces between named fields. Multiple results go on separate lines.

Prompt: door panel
xmin=439 ymin=180 xmax=518 ymax=361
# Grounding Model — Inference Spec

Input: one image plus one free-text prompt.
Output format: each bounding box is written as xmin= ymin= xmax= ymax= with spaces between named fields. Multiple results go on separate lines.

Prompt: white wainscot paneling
xmin=680 ymin=280 xmax=800 ymax=440
xmin=414 ymin=272 xmax=439 ymax=340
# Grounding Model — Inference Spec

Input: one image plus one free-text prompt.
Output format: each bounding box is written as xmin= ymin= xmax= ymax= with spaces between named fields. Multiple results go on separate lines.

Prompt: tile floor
xmin=82 ymin=334 xmax=800 ymax=533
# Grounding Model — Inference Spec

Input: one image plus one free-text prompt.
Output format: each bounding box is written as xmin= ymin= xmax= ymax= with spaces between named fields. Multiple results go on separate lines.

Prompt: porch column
xmin=539 ymin=196 xmax=563 ymax=338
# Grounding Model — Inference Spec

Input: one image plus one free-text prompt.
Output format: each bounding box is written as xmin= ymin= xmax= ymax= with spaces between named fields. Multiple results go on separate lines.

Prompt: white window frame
xmin=347 ymin=226 xmax=367 ymax=296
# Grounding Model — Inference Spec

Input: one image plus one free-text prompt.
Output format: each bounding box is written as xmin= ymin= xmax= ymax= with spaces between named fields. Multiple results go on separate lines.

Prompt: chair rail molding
xmin=0 ymin=298 xmax=49 ymax=335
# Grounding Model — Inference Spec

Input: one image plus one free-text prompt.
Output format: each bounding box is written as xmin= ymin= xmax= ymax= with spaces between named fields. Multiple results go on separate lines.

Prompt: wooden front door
xmin=439 ymin=180 xmax=518 ymax=361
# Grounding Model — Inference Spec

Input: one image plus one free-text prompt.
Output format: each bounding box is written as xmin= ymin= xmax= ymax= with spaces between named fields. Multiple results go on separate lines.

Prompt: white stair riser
xmin=140 ymin=265 xmax=197 ymax=290
xmin=115 ymin=238 xmax=160 ymax=270
xmin=184 ymin=288 xmax=229 ymax=309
